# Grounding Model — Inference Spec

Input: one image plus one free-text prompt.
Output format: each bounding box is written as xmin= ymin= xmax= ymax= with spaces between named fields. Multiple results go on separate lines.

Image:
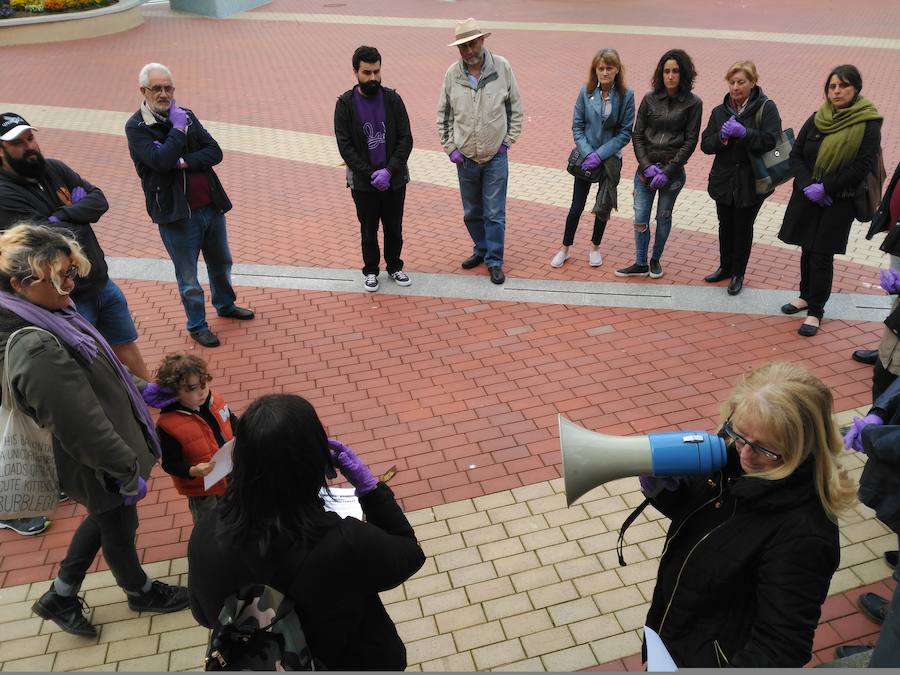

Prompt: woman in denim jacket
xmin=551 ymin=48 xmax=635 ymax=269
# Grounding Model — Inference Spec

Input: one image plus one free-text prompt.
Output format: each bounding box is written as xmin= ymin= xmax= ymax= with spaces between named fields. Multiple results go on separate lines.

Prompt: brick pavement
xmin=0 ymin=0 xmax=899 ymax=669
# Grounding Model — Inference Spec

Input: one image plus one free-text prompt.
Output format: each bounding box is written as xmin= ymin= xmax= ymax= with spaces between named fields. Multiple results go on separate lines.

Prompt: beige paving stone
xmin=0 ymin=600 xmax=37 ymax=624
xmin=79 ymin=570 xmax=116 ymax=592
xmin=623 ymin=491 xmax=650 ymax=508
xmin=593 ymin=586 xmax=646 ymax=613
xmin=473 ymin=491 xmax=516 ymax=511
xmin=143 ymin=560 xmax=173 ymax=581
xmin=599 ymin=544 xmax=645 ymax=569
xmin=395 ymin=615 xmax=439 ymax=643
xmin=159 ymin=625 xmax=210 ymax=652
xmin=449 ymin=561 xmax=497 ymax=587
xmin=853 ymin=559 xmax=898 ymax=584
xmin=541 ymin=643 xmax=598 ymax=671
xmin=74 ymin=663 xmax=116 ymax=672
xmin=407 ymin=508 xmax=435 ymax=527
xmin=414 ymin=556 xmax=438 ymax=578
xmin=0 ymin=617 xmax=42 ymax=641
xmin=536 ymin=541 xmax=583 ymax=566
xmin=569 ymin=614 xmax=622 ymax=644
xmin=433 ymin=500 xmax=475 ymax=521
xmin=471 ymin=638 xmax=526 ymax=670
xmin=621 ymin=520 xmax=666 ymax=545
xmin=494 ymin=550 xmax=542 ymax=577
xmin=385 ymin=597 xmax=423 ymax=624
xmin=590 ymin=630 xmax=643 ymax=663
xmin=105 ymin=634 xmax=160 ymax=663
xmin=615 ymin=602 xmax=651 ymax=632
xmin=466 ymin=577 xmax=515 ymax=603
xmin=602 ymin=477 xmax=638 ymax=496
xmin=839 ymin=542 xmax=879 ymax=569
xmin=453 ymin=620 xmax=505 ymax=651
xmin=1 ymin=653 xmax=54 ymax=672
xmin=435 ymin=604 xmax=487 ymax=633
xmin=492 ymin=656 xmax=544 ymax=671
xmin=549 ymin=478 xmax=566 ymax=494
xmin=478 ymin=537 xmax=525 ymax=561
xmin=521 ymin=625 xmax=575 ymax=658
xmin=487 ymin=502 xmax=531 ymax=524
xmin=405 ymin=572 xmax=452 ymax=599
xmin=863 ymin=533 xmax=897 ymax=559
xmin=46 ymin=629 xmax=98 ymax=653
xmin=483 ymin=592 xmax=534 ymax=621
xmin=512 ymin=481 xmax=555 ymax=503
xmin=462 ymin=523 xmax=508 ymax=547
xmin=149 ymin=608 xmax=199 ymax=634
xmin=406 ymin=664 xmax=422 ymax=672
xmin=170 ymin=557 xmax=189 ymax=576
xmin=637 ymin=537 xmax=665 ymax=559
xmin=500 ymin=608 xmax=553 ymax=639
xmin=577 ymin=531 xmax=619 ymax=555
xmin=527 ymin=493 xmax=568 ymax=515
xmin=583 ymin=495 xmax=628 ymax=518
xmin=511 ymin=566 xmax=560 ymax=593
xmin=521 ymin=527 xmax=566 ymax=551
xmin=547 ymin=597 xmax=599 ymax=626
xmin=420 ymin=588 xmax=469 ymax=616
xmin=0 ymin=634 xmax=50 ymax=662
xmin=404 ymin=634 xmax=457 ymax=666
xmin=169 ymin=644 xmax=207 ymax=671
xmin=599 ymin=511 xmax=636 ymax=532
xmin=555 ymin=554 xmax=604 ymax=581
xmin=420 ymin=651 xmax=477 ymax=672
xmin=379 ymin=585 xmax=406 ymax=604
xmin=636 ymin=579 xmax=657 ymax=602
xmin=51 ymin=643 xmax=108 ymax=672
xmin=545 ymin=504 xmax=589 ymax=528
xmin=435 ymin=546 xmax=482 ymax=572
xmin=414 ymin=519 xmax=451 ymax=542
xmin=84 ymin=585 xmax=126 ymax=608
xmin=529 ymin=581 xmax=580 ymax=610
xmin=0 ymin=585 xmax=30 ymax=606
xmin=116 ymin=653 xmax=170 ymax=671
xmin=504 ymin=514 xmax=549 ymax=538
xmin=97 ymin=616 xmax=151 ymax=644
xmin=616 ymin=558 xmax=660 ymax=585
xmin=89 ymin=601 xmax=134 ymax=626
xmin=447 ymin=512 xmax=491 ymax=534
xmin=421 ymin=533 xmax=466 ymax=556
xmin=828 ymin=567 xmax=863 ymax=595
xmin=842 ymin=519 xmax=891 ymax=544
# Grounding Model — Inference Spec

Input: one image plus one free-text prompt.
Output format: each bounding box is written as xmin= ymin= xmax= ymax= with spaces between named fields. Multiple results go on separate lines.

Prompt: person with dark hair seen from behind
xmin=616 ymin=49 xmax=701 ymax=279
xmin=187 ymin=394 xmax=426 ymax=670
xmin=640 ymin=362 xmax=855 ymax=666
xmin=700 ymin=60 xmax=782 ymax=296
xmin=551 ymin=48 xmax=635 ymax=270
xmin=778 ymin=65 xmax=882 ymax=336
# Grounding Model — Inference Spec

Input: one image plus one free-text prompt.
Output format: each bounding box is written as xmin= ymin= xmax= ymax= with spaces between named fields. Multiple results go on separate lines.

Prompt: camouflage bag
xmin=204 ymin=584 xmax=322 ymax=671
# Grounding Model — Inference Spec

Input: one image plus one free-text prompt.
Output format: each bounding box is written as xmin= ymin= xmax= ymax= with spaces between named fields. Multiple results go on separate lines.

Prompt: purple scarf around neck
xmin=0 ymin=291 xmax=161 ymax=458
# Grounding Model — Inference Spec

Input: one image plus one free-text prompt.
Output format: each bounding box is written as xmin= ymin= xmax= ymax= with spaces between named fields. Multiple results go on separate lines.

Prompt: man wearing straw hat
xmin=437 ymin=18 xmax=523 ymax=285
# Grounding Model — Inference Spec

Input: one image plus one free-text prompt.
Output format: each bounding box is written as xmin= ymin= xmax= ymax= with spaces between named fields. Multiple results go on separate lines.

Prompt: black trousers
xmin=562 ymin=177 xmax=608 ymax=247
xmin=873 ymin=360 xmax=897 ymax=402
xmin=715 ymin=201 xmax=762 ymax=276
xmin=58 ymin=503 xmax=147 ymax=593
xmin=352 ymin=185 xmax=406 ymax=276
xmin=798 ymin=248 xmax=835 ymax=319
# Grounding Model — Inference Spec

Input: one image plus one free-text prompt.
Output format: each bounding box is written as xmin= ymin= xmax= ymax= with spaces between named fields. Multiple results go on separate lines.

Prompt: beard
xmin=359 ymin=80 xmax=382 ymax=97
xmin=6 ymin=150 xmax=46 ymax=179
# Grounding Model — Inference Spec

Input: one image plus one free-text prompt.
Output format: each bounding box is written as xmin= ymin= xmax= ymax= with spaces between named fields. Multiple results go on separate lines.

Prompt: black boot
xmin=32 ymin=584 xmax=96 ymax=637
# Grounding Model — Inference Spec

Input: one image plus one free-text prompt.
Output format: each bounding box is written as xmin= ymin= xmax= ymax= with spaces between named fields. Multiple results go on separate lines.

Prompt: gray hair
xmin=138 ymin=63 xmax=174 ymax=88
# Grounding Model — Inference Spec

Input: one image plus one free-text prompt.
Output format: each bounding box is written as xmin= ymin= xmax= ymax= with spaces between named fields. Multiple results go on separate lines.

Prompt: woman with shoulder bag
xmin=700 ymin=60 xmax=781 ymax=296
xmin=615 ymin=49 xmax=702 ymax=279
xmin=551 ymin=48 xmax=635 ymax=269
xmin=778 ymin=65 xmax=882 ymax=336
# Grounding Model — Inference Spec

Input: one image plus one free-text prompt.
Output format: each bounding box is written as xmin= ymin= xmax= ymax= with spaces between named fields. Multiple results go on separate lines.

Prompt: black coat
xmin=869 ymin=161 xmax=900 ymax=254
xmin=860 ymin=425 xmax=900 ymax=535
xmin=644 ymin=450 xmax=839 ymax=667
xmin=779 ymin=114 xmax=882 ymax=254
xmin=632 ymin=90 xmax=702 ymax=177
xmin=187 ymin=483 xmax=426 ymax=671
xmin=700 ymin=87 xmax=780 ymax=208
xmin=333 ymin=86 xmax=412 ymax=192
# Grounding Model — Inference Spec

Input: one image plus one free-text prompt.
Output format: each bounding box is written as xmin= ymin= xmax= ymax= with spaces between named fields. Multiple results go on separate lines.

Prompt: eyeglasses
xmin=145 ymin=85 xmax=175 ymax=94
xmin=828 ymin=81 xmax=853 ymax=91
xmin=720 ymin=419 xmax=782 ymax=461
xmin=21 ymin=264 xmax=79 ymax=286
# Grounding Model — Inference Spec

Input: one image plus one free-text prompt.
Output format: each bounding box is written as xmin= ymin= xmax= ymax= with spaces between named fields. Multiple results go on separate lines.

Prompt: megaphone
xmin=559 ymin=414 xmax=727 ymax=506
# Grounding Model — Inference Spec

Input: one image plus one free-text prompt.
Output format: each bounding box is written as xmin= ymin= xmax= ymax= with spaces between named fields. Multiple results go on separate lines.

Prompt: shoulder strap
xmin=754 ymin=99 xmax=768 ymax=128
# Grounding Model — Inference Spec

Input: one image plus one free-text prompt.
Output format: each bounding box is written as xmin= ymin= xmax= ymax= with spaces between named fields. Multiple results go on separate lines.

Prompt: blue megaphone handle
xmin=648 ymin=431 xmax=727 ymax=476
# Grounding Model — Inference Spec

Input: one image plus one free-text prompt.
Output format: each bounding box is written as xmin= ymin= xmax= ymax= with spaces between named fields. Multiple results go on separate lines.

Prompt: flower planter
xmin=0 ymin=0 xmax=141 ymax=45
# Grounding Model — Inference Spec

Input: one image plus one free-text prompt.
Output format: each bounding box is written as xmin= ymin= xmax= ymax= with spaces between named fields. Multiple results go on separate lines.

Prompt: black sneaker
xmin=614 ymin=263 xmax=649 ymax=277
xmin=190 ymin=328 xmax=221 ymax=348
xmin=127 ymin=580 xmax=190 ymax=614
xmin=0 ymin=516 xmax=50 ymax=536
xmin=649 ymin=259 xmax=663 ymax=279
xmin=32 ymin=585 xmax=96 ymax=637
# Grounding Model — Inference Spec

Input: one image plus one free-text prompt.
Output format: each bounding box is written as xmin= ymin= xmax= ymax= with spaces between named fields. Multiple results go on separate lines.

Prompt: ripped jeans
xmin=632 ymin=168 xmax=685 ymax=265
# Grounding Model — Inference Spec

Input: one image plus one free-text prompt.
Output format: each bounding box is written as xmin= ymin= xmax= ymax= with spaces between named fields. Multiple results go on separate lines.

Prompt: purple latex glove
xmin=153 ymin=140 xmax=163 ymax=148
xmin=48 ymin=216 xmax=61 ymax=223
xmin=449 ymin=149 xmax=464 ymax=165
xmin=120 ymin=476 xmax=148 ymax=506
xmin=497 ymin=143 xmax=508 ymax=155
xmin=650 ymin=172 xmax=670 ymax=189
xmin=803 ymin=182 xmax=829 ymax=206
xmin=328 ymin=438 xmax=377 ymax=496
xmin=141 ymin=383 xmax=178 ymax=409
xmin=880 ymin=268 xmax=900 ymax=295
xmin=643 ymin=164 xmax=661 ymax=179
xmin=581 ymin=152 xmax=601 ymax=171
xmin=843 ymin=413 xmax=883 ymax=453
xmin=370 ymin=168 xmax=391 ymax=192
xmin=721 ymin=116 xmax=747 ymax=139
xmin=70 ymin=187 xmax=87 ymax=203
xmin=168 ymin=101 xmax=188 ymax=131
xmin=638 ymin=475 xmax=680 ymax=498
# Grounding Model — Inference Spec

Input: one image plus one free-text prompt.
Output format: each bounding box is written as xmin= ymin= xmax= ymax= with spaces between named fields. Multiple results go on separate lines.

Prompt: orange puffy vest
xmin=157 ymin=391 xmax=233 ymax=497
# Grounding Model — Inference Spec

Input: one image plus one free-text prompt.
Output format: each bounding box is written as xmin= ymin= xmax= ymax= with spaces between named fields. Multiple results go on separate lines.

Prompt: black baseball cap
xmin=0 ymin=112 xmax=36 ymax=141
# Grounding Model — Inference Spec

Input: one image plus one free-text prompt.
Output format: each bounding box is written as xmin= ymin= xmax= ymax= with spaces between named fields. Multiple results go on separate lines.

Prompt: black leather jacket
xmin=632 ymin=90 xmax=702 ymax=177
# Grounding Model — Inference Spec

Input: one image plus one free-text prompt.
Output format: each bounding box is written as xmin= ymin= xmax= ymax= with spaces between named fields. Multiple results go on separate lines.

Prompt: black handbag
xmin=749 ymin=100 xmax=794 ymax=196
xmin=566 ymin=147 xmax=603 ymax=183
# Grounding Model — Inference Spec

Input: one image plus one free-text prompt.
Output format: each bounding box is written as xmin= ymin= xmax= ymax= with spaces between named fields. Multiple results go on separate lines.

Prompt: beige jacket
xmin=437 ymin=49 xmax=523 ymax=164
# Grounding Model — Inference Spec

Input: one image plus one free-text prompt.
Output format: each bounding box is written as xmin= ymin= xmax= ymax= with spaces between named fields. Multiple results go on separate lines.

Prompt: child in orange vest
xmin=147 ymin=353 xmax=237 ymax=525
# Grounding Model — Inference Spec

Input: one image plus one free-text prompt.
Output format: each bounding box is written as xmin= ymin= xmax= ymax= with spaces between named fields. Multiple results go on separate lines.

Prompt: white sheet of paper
xmin=644 ymin=625 xmax=678 ymax=672
xmin=320 ymin=487 xmax=363 ymax=520
xmin=203 ymin=438 xmax=235 ymax=490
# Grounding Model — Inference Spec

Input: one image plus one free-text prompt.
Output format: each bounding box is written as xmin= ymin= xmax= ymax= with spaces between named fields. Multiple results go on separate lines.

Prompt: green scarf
xmin=812 ymin=96 xmax=882 ymax=180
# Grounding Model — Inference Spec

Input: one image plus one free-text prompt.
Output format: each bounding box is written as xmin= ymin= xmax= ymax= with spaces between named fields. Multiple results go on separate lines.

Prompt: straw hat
xmin=448 ymin=17 xmax=491 ymax=47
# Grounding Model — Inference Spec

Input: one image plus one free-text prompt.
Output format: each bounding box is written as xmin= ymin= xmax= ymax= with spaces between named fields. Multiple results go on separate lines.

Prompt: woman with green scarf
xmin=778 ymin=64 xmax=882 ymax=336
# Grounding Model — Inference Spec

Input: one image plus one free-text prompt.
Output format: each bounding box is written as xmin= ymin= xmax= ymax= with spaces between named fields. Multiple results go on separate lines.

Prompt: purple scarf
xmin=0 ymin=291 xmax=161 ymax=458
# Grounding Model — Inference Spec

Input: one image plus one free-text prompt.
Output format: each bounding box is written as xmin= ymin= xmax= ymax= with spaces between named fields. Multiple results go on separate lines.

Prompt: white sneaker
xmin=550 ymin=250 xmax=570 ymax=268
xmin=364 ymin=274 xmax=379 ymax=292
xmin=389 ymin=271 xmax=411 ymax=286
xmin=589 ymin=250 xmax=603 ymax=267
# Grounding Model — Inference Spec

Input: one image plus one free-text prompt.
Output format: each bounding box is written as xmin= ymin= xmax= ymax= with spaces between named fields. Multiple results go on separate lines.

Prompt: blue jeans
xmin=456 ymin=152 xmax=508 ymax=267
xmin=73 ymin=279 xmax=138 ymax=346
xmin=158 ymin=206 xmax=236 ymax=333
xmin=632 ymin=169 xmax=685 ymax=265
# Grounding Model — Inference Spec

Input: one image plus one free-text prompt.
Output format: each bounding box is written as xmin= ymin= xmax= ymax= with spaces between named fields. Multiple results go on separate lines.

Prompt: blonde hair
xmin=587 ymin=48 xmax=627 ymax=96
xmin=721 ymin=362 xmax=855 ymax=517
xmin=725 ymin=60 xmax=758 ymax=84
xmin=0 ymin=223 xmax=89 ymax=295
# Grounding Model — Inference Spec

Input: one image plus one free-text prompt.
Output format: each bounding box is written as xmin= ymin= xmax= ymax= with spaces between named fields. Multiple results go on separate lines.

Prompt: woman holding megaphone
xmin=640 ymin=362 xmax=854 ymax=667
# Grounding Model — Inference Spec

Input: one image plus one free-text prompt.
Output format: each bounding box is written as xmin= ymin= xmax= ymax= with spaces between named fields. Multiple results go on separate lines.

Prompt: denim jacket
xmin=572 ymin=85 xmax=635 ymax=161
